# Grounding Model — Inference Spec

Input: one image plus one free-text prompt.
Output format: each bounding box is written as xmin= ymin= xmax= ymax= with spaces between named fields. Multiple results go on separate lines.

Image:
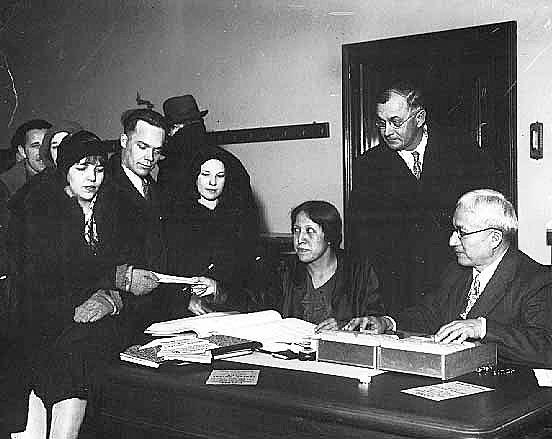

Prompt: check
xmin=153 ymin=272 xmax=196 ymax=284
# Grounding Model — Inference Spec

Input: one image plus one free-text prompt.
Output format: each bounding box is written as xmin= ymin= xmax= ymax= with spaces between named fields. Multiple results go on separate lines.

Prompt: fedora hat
xmin=163 ymin=94 xmax=208 ymax=125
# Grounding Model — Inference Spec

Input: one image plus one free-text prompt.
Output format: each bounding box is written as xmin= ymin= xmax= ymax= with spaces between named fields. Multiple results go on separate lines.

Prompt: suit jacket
xmin=104 ymin=153 xmax=166 ymax=271
xmin=103 ymin=154 xmax=172 ymax=328
xmin=0 ymin=161 xmax=27 ymax=197
xmin=397 ymin=247 xmax=552 ymax=368
xmin=348 ymin=125 xmax=497 ymax=314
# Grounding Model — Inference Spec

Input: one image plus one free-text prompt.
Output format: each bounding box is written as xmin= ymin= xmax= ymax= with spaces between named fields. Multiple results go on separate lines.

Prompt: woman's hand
xmin=187 ymin=294 xmax=213 ymax=315
xmin=188 ymin=276 xmax=217 ymax=297
xmin=74 ymin=294 xmax=112 ymax=323
xmin=130 ymin=269 xmax=159 ymax=296
xmin=342 ymin=316 xmax=390 ymax=333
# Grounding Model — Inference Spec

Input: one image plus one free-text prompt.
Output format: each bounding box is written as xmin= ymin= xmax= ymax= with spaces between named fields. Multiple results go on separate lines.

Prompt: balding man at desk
xmin=346 ymin=189 xmax=552 ymax=368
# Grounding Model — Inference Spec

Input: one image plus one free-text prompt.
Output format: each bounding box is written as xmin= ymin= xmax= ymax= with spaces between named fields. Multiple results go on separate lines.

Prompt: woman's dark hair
xmin=187 ymin=145 xmax=251 ymax=210
xmin=290 ymin=201 xmax=342 ymax=247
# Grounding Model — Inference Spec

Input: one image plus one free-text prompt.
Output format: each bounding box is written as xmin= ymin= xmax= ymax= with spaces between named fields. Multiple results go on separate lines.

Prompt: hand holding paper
xmin=188 ymin=276 xmax=217 ymax=297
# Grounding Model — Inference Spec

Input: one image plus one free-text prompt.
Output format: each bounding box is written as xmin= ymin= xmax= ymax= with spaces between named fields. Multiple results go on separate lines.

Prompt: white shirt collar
xmin=122 ymin=163 xmax=146 ymax=197
xmin=397 ymin=125 xmax=428 ymax=174
xmin=472 ymin=246 xmax=509 ymax=292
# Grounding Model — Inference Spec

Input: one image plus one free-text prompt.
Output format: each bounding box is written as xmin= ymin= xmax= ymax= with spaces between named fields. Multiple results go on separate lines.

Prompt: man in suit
xmin=104 ymin=108 xmax=168 ymax=328
xmin=345 ymin=189 xmax=552 ymax=368
xmin=0 ymin=119 xmax=51 ymax=197
xmin=348 ymin=82 xmax=496 ymax=315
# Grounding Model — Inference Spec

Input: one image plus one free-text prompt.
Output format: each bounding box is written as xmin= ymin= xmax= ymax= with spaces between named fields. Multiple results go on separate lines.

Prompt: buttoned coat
xmin=348 ymin=126 xmax=497 ymax=314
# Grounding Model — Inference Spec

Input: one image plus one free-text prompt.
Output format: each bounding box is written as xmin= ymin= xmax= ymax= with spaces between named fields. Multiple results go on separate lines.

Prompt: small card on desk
xmin=206 ymin=370 xmax=260 ymax=385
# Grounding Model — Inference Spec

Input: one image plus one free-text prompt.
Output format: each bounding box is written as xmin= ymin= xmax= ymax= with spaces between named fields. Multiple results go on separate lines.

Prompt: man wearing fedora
xmin=157 ymin=94 xmax=210 ymax=196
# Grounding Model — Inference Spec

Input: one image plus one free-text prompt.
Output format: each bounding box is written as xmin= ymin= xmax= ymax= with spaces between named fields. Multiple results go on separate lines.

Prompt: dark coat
xmin=102 ymin=153 xmax=174 ymax=328
xmin=164 ymin=146 xmax=259 ymax=312
xmin=396 ymin=247 xmax=552 ymax=368
xmin=348 ymin=125 xmax=497 ymax=315
xmin=104 ymin=153 xmax=166 ymax=271
xmin=279 ymin=250 xmax=383 ymax=324
xmin=12 ymin=172 xmax=135 ymax=414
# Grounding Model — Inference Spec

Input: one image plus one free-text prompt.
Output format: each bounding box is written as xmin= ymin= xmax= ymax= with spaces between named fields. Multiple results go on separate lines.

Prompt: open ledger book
xmin=145 ymin=310 xmax=316 ymax=347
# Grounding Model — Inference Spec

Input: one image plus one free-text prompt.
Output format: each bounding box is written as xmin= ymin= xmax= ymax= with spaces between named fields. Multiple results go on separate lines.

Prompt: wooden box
xmin=316 ymin=331 xmax=497 ymax=380
xmin=317 ymin=331 xmax=393 ymax=368
xmin=377 ymin=338 xmax=497 ymax=380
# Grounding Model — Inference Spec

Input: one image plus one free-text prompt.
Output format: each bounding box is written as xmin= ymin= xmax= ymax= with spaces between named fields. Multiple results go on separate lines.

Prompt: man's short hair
xmin=457 ymin=189 xmax=518 ymax=242
xmin=375 ymin=81 xmax=425 ymax=111
xmin=291 ymin=200 xmax=342 ymax=248
xmin=11 ymin=119 xmax=51 ymax=152
xmin=121 ymin=108 xmax=168 ymax=135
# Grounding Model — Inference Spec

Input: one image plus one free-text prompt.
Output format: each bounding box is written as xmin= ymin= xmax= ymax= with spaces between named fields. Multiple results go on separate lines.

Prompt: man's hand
xmin=314 ymin=317 xmax=339 ymax=333
xmin=188 ymin=276 xmax=217 ymax=297
xmin=342 ymin=316 xmax=390 ymax=333
xmin=434 ymin=319 xmax=483 ymax=343
xmin=74 ymin=294 xmax=112 ymax=323
xmin=130 ymin=269 xmax=159 ymax=296
xmin=187 ymin=294 xmax=213 ymax=315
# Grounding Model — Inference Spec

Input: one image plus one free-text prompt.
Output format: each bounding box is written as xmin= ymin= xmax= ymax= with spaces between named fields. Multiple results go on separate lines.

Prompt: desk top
xmin=101 ymin=360 xmax=552 ymax=439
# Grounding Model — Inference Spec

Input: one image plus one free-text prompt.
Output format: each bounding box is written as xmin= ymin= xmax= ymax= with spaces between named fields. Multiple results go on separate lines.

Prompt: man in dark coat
xmin=345 ymin=189 xmax=552 ymax=368
xmin=348 ymin=82 xmax=497 ymax=315
xmin=103 ymin=108 xmax=171 ymax=328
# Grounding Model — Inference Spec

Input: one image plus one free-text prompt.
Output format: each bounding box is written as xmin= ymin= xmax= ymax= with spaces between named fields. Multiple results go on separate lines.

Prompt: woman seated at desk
xmin=164 ymin=145 xmax=259 ymax=316
xmin=278 ymin=200 xmax=384 ymax=331
xmin=11 ymin=131 xmax=159 ymax=439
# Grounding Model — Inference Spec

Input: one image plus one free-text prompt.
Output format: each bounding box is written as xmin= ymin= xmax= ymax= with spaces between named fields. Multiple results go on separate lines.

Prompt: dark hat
xmin=163 ymin=95 xmax=208 ymax=125
xmin=39 ymin=121 xmax=83 ymax=168
xmin=57 ymin=130 xmax=109 ymax=177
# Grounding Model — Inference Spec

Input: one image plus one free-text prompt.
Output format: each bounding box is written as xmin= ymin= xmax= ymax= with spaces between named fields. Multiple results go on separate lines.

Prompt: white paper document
xmin=533 ymin=369 xmax=552 ymax=386
xmin=401 ymin=381 xmax=494 ymax=401
xmin=145 ymin=310 xmax=315 ymax=345
xmin=145 ymin=312 xmax=235 ymax=336
xmin=206 ymin=369 xmax=260 ymax=385
xmin=153 ymin=272 xmax=197 ymax=284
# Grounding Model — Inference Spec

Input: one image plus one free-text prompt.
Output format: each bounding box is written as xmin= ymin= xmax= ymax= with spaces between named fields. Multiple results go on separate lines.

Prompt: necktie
xmin=460 ymin=274 xmax=481 ymax=319
xmin=412 ymin=151 xmax=422 ymax=180
xmin=142 ymin=178 xmax=150 ymax=200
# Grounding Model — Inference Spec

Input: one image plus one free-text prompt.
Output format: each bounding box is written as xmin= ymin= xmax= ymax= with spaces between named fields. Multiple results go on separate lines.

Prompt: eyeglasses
xmin=451 ymin=227 xmax=499 ymax=239
xmin=374 ymin=110 xmax=421 ymax=131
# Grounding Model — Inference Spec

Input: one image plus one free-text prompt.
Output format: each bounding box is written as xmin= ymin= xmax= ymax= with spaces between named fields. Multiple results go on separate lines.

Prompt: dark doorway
xmin=342 ymin=21 xmax=517 ymax=232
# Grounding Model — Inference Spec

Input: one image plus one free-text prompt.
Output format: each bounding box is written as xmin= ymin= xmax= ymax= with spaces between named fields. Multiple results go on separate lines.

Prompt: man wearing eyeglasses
xmin=345 ymin=189 xmax=552 ymax=368
xmin=348 ymin=82 xmax=497 ymax=316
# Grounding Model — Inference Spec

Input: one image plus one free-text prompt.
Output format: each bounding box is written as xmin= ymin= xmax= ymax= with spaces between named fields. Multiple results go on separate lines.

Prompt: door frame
xmin=342 ymin=21 xmax=517 ymax=238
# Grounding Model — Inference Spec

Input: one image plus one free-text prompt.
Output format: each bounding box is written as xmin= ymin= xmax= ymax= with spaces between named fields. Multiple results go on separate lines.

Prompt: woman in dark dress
xmin=164 ymin=145 xmax=259 ymax=315
xmin=13 ymin=131 xmax=158 ymax=438
xmin=279 ymin=201 xmax=384 ymax=331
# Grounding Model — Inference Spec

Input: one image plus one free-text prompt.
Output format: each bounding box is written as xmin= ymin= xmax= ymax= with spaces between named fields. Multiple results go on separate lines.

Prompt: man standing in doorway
xmin=348 ymin=82 xmax=496 ymax=315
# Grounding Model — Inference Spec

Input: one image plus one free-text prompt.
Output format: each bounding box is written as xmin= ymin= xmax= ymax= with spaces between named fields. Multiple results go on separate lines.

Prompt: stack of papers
xmin=155 ymin=337 xmax=217 ymax=363
xmin=121 ymin=333 xmax=263 ymax=368
xmin=145 ymin=310 xmax=316 ymax=352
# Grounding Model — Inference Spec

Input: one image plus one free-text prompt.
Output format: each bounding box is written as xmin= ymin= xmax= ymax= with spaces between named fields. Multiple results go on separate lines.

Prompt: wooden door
xmin=343 ymin=21 xmax=516 ymax=227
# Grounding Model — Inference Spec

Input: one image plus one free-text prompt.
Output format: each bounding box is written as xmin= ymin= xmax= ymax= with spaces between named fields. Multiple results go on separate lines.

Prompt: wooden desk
xmin=98 ymin=361 xmax=552 ymax=439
